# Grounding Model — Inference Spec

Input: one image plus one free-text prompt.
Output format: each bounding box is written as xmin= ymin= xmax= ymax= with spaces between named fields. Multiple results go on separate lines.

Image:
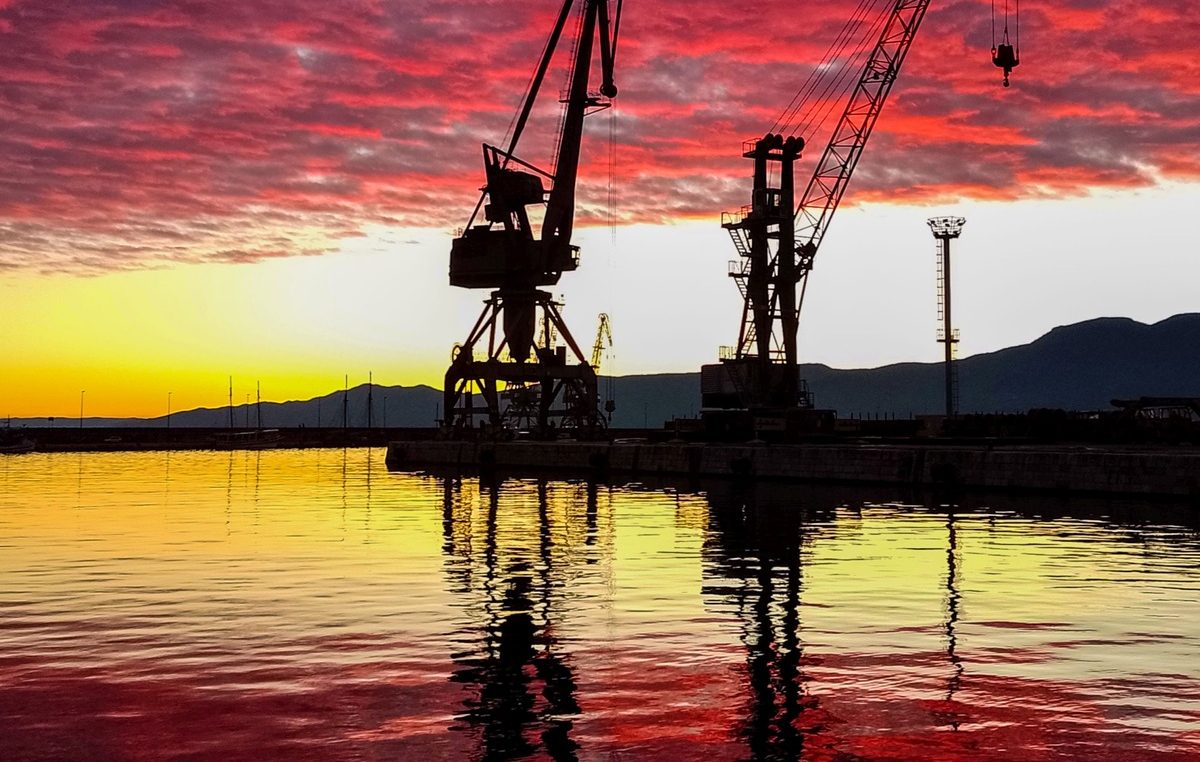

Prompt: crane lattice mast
xmin=793 ymin=0 xmax=933 ymax=292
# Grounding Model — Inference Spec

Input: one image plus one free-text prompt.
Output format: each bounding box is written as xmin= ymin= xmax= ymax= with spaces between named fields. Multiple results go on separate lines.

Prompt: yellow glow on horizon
xmin=0 ymin=229 xmax=458 ymax=418
xmin=5 ymin=183 xmax=1200 ymax=419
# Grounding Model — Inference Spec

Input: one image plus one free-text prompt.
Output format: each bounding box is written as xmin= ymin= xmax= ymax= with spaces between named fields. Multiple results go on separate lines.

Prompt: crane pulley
xmin=991 ymin=0 xmax=1020 ymax=87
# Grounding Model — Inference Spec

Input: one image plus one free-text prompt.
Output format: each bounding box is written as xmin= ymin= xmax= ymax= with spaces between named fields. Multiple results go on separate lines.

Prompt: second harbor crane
xmin=703 ymin=0 xmax=935 ymax=438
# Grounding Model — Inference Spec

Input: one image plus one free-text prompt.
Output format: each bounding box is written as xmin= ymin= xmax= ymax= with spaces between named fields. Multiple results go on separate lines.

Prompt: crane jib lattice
xmin=794 ymin=0 xmax=932 ymax=278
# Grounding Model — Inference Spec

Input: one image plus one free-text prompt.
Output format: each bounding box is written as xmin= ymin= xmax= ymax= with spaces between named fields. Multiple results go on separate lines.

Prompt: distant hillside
xmin=607 ymin=373 xmax=701 ymax=429
xmin=12 ymin=385 xmax=443 ymax=429
xmin=800 ymin=313 xmax=1200 ymax=416
xmin=9 ymin=315 xmax=1198 ymax=428
xmin=158 ymin=384 xmax=445 ymax=429
xmin=607 ymin=314 xmax=1200 ymax=424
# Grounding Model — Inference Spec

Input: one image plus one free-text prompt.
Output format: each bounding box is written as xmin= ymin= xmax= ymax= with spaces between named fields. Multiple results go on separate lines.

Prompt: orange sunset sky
xmin=2 ymin=0 xmax=1197 ymax=418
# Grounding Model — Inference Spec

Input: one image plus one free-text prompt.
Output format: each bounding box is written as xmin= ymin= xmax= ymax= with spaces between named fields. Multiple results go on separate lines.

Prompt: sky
xmin=2 ymin=0 xmax=1198 ymax=417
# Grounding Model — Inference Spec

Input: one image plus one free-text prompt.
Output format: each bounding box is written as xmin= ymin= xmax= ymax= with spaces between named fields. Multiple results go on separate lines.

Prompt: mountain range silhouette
xmin=12 ymin=315 xmax=1197 ymax=429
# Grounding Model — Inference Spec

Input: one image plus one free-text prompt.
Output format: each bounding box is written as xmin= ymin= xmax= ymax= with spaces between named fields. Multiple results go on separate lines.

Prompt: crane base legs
xmin=443 ymin=291 xmax=603 ymax=439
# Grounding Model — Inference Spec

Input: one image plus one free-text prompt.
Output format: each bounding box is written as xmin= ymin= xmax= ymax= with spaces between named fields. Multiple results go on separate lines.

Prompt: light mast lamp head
xmin=927 ymin=216 xmax=966 ymax=239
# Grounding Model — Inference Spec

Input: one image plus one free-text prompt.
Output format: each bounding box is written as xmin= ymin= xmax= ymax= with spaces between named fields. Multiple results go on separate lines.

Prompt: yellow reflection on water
xmin=0 ymin=449 xmax=1198 ymax=760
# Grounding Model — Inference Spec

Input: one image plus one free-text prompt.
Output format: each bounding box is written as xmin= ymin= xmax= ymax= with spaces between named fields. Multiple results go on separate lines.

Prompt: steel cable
xmin=772 ymin=0 xmax=892 ymax=135
xmin=772 ymin=0 xmax=879 ymax=132
xmin=799 ymin=0 xmax=894 ymax=143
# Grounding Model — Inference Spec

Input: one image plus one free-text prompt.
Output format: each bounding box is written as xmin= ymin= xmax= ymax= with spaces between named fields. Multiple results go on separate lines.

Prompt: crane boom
xmin=793 ymin=0 xmax=932 ymax=276
xmin=591 ymin=313 xmax=612 ymax=370
xmin=543 ymin=0 xmax=619 ymax=246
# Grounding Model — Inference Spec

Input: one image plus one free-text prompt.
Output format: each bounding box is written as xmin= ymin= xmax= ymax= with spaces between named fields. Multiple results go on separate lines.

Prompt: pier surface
xmin=386 ymin=440 xmax=1200 ymax=498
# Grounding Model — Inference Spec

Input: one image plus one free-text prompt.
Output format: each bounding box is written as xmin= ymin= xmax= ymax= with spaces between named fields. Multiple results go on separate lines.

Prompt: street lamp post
xmin=79 ymin=390 xmax=85 ymax=429
xmin=167 ymin=391 xmax=173 ymax=430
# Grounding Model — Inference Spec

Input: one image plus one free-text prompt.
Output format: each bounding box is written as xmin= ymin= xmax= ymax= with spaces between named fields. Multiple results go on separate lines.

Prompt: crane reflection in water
xmin=701 ymin=482 xmax=835 ymax=758
xmin=427 ymin=473 xmax=1200 ymax=760
xmin=700 ymin=482 xmax=970 ymax=757
xmin=434 ymin=476 xmax=975 ymax=759
xmin=440 ymin=476 xmax=613 ymax=760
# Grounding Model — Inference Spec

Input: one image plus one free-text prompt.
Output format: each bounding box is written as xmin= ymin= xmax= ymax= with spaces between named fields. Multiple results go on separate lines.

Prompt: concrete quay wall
xmin=386 ymin=441 xmax=1200 ymax=498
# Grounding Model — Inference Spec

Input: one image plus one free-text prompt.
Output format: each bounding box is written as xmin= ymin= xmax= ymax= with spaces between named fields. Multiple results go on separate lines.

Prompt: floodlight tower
xmin=927 ymin=216 xmax=966 ymax=419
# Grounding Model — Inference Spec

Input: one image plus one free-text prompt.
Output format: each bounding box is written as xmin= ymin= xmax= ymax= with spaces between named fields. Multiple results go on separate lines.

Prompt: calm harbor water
xmin=1 ymin=449 xmax=1198 ymax=761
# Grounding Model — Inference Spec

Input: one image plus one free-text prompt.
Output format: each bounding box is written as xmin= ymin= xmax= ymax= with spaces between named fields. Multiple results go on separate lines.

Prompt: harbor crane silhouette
xmin=442 ymin=0 xmax=623 ymax=438
xmin=704 ymin=0 xmax=936 ymax=438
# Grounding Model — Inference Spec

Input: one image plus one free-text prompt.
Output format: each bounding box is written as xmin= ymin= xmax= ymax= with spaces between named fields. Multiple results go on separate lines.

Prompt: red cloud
xmin=1 ymin=0 xmax=1198 ymax=272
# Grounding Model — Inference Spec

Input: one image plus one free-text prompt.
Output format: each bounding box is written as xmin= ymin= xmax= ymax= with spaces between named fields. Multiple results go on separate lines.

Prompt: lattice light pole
xmin=928 ymin=217 xmax=966 ymax=419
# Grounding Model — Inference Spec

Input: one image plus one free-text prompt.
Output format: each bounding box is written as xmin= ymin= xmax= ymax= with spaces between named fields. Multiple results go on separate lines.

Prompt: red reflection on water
xmin=0 ymin=655 xmax=474 ymax=761
xmin=579 ymin=648 xmax=1199 ymax=761
xmin=2 ymin=632 xmax=1199 ymax=759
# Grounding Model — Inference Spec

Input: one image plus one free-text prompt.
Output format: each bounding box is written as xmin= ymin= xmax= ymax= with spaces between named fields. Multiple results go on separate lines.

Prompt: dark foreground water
xmin=1 ymin=449 xmax=1198 ymax=761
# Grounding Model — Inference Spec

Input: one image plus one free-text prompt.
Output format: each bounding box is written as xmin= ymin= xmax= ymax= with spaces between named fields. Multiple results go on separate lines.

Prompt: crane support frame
xmin=444 ymin=292 xmax=600 ymax=435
